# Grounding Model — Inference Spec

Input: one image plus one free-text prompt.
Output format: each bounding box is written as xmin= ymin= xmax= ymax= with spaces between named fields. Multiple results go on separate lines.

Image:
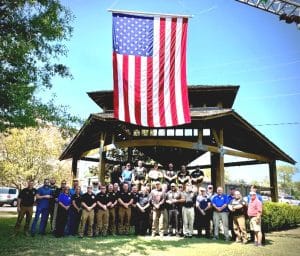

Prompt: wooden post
xmin=269 ymin=160 xmax=278 ymax=202
xmin=210 ymin=128 xmax=224 ymax=191
xmin=99 ymin=132 xmax=106 ymax=184
xmin=128 ymin=147 xmax=132 ymax=163
xmin=211 ymin=152 xmax=224 ymax=190
xmin=71 ymin=157 xmax=78 ymax=178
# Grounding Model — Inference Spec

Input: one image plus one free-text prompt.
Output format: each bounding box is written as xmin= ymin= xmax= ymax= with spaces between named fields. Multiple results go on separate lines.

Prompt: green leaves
xmin=0 ymin=0 xmax=78 ymax=132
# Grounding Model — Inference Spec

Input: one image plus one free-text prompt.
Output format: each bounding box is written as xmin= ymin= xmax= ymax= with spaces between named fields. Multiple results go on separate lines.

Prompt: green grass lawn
xmin=1 ymin=212 xmax=300 ymax=256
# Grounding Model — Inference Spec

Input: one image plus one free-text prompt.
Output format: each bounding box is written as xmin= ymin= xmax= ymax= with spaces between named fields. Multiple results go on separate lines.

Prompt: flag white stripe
xmin=164 ymin=17 xmax=172 ymax=127
xmin=152 ymin=17 xmax=160 ymax=127
xmin=117 ymin=54 xmax=124 ymax=121
xmin=175 ymin=18 xmax=184 ymax=124
xmin=140 ymin=56 xmax=148 ymax=126
xmin=128 ymin=55 xmax=136 ymax=124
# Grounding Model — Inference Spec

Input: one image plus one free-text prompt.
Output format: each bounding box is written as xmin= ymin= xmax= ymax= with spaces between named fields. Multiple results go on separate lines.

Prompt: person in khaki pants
xmin=95 ymin=185 xmax=109 ymax=236
xmin=118 ymin=183 xmax=133 ymax=235
xmin=14 ymin=180 xmax=36 ymax=236
xmin=228 ymin=190 xmax=248 ymax=244
xmin=150 ymin=181 xmax=166 ymax=237
xmin=107 ymin=184 xmax=118 ymax=235
xmin=78 ymin=186 xmax=96 ymax=238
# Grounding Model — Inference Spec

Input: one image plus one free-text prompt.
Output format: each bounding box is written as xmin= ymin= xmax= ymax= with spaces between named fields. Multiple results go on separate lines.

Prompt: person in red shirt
xmin=247 ymin=192 xmax=263 ymax=246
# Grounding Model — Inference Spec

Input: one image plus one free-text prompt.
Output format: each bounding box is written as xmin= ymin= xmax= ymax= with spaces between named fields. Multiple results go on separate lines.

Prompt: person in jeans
xmin=211 ymin=186 xmax=229 ymax=241
xmin=165 ymin=183 xmax=184 ymax=236
xmin=14 ymin=180 xmax=36 ymax=236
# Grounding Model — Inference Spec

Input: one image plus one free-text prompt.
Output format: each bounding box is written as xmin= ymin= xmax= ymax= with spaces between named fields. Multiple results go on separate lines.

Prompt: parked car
xmin=279 ymin=195 xmax=300 ymax=206
xmin=0 ymin=187 xmax=19 ymax=207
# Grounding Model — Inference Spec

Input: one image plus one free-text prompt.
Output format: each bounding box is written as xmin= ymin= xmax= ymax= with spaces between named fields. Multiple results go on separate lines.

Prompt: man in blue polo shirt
xmin=211 ymin=186 xmax=229 ymax=241
xmin=31 ymin=178 xmax=52 ymax=236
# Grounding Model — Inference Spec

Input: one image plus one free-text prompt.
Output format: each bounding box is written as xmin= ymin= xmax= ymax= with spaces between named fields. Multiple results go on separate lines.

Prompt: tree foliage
xmin=0 ymin=0 xmax=80 ymax=131
xmin=0 ymin=127 xmax=72 ymax=188
xmin=277 ymin=164 xmax=299 ymax=196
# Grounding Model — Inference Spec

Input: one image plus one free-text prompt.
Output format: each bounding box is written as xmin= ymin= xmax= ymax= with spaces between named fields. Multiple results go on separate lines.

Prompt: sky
xmin=42 ymin=0 xmax=300 ymax=182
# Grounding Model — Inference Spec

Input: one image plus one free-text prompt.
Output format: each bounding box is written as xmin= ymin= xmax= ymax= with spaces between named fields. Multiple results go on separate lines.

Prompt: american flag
xmin=112 ymin=12 xmax=191 ymax=127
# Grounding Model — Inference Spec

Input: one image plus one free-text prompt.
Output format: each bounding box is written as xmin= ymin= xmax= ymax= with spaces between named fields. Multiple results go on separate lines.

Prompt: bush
xmin=262 ymin=202 xmax=300 ymax=232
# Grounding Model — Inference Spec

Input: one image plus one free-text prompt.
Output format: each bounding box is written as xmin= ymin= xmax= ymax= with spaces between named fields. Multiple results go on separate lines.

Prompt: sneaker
xmin=212 ymin=237 xmax=217 ymax=240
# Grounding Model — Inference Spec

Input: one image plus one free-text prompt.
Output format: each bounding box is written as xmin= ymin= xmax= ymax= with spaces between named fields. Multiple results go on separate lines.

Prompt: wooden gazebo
xmin=60 ymin=85 xmax=295 ymax=201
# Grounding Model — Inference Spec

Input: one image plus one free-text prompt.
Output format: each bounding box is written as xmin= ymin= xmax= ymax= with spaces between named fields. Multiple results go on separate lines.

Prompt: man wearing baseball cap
xmin=247 ymin=192 xmax=263 ymax=246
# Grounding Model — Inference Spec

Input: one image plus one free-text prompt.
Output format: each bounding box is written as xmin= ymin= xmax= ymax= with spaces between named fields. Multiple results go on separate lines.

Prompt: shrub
xmin=262 ymin=202 xmax=300 ymax=232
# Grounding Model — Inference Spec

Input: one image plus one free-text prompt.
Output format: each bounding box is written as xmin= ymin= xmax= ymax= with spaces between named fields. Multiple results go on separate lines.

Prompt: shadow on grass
xmin=0 ymin=217 xmax=232 ymax=256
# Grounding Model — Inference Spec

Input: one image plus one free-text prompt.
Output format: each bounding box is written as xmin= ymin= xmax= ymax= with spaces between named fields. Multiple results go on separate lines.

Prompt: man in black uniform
xmin=118 ymin=183 xmax=133 ymax=235
xmin=14 ymin=180 xmax=36 ymax=236
xmin=130 ymin=185 xmax=140 ymax=235
xmin=78 ymin=186 xmax=96 ymax=238
xmin=190 ymin=168 xmax=204 ymax=190
xmin=95 ymin=185 xmax=109 ymax=236
xmin=164 ymin=163 xmax=177 ymax=191
xmin=107 ymin=184 xmax=118 ymax=235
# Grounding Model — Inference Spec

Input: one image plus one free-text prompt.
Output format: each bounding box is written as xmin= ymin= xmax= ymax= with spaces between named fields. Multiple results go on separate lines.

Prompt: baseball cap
xmin=170 ymin=183 xmax=176 ymax=187
xmin=250 ymin=191 xmax=256 ymax=195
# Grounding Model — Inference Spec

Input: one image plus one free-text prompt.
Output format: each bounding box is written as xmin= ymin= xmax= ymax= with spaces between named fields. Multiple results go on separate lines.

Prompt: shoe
xmin=257 ymin=243 xmax=262 ymax=247
xmin=242 ymin=240 xmax=248 ymax=244
xmin=78 ymin=236 xmax=83 ymax=239
xmin=212 ymin=237 xmax=217 ymax=240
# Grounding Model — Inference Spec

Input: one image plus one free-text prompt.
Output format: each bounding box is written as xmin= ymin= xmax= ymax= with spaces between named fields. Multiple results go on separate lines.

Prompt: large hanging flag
xmin=112 ymin=11 xmax=191 ymax=127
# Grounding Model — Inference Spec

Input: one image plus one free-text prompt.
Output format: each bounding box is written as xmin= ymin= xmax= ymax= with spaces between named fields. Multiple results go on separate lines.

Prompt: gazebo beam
xmin=113 ymin=139 xmax=271 ymax=162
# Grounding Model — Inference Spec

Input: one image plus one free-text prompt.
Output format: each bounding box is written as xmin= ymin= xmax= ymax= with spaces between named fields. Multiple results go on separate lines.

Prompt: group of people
xmin=13 ymin=161 xmax=264 ymax=246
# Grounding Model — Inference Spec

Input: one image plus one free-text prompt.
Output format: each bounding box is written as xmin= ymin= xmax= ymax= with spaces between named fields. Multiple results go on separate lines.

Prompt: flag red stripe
xmin=135 ymin=56 xmax=141 ymax=125
xmin=147 ymin=57 xmax=154 ymax=127
xmin=170 ymin=18 xmax=178 ymax=126
xmin=159 ymin=18 xmax=166 ymax=127
xmin=123 ymin=55 xmax=130 ymax=123
xmin=113 ymin=52 xmax=119 ymax=120
xmin=181 ymin=18 xmax=190 ymax=123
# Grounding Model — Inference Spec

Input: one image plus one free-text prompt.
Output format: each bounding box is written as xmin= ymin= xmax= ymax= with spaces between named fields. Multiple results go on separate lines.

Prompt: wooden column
xmin=211 ymin=152 xmax=224 ymax=190
xmin=210 ymin=128 xmax=225 ymax=190
xmin=98 ymin=132 xmax=106 ymax=184
xmin=128 ymin=147 xmax=132 ymax=163
xmin=269 ymin=160 xmax=278 ymax=202
xmin=71 ymin=157 xmax=78 ymax=178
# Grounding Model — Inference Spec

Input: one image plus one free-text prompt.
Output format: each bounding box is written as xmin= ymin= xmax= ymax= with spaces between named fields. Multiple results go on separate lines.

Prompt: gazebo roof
xmin=87 ymin=85 xmax=240 ymax=111
xmin=59 ymin=108 xmax=295 ymax=166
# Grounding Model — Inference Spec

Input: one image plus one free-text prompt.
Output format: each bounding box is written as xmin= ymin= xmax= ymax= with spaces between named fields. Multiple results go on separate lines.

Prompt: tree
xmin=0 ymin=127 xmax=72 ymax=188
xmin=277 ymin=165 xmax=299 ymax=195
xmin=0 ymin=0 xmax=80 ymax=131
